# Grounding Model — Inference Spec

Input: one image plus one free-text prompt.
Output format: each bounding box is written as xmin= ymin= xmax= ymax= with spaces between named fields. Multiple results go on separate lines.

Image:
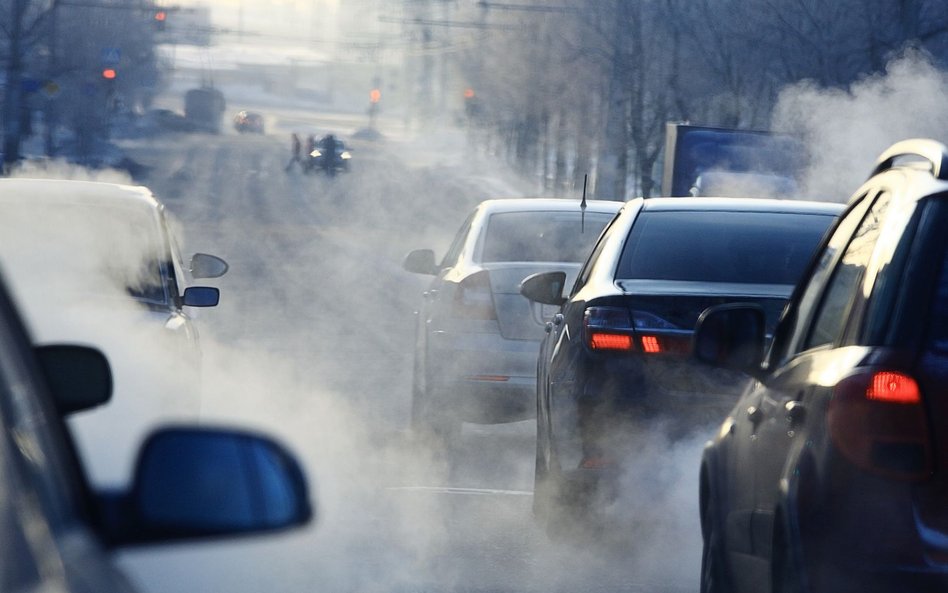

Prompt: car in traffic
xmin=306 ymin=134 xmax=351 ymax=176
xmin=403 ymin=197 xmax=623 ymax=439
xmin=0 ymin=179 xmax=228 ymax=485
xmin=693 ymin=140 xmax=948 ymax=593
xmin=521 ymin=197 xmax=843 ymax=528
xmin=233 ymin=110 xmax=265 ymax=134
xmin=0 ymin=264 xmax=312 ymax=592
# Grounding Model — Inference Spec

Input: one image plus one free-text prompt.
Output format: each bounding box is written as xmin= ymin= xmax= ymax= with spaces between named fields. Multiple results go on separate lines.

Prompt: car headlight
xmin=341 ymin=151 xmax=351 ymax=160
xmin=310 ymin=150 xmax=322 ymax=157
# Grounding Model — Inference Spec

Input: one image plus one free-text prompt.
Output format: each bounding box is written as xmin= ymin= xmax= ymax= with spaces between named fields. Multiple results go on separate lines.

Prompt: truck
xmin=184 ymin=87 xmax=225 ymax=133
xmin=661 ymin=122 xmax=806 ymax=198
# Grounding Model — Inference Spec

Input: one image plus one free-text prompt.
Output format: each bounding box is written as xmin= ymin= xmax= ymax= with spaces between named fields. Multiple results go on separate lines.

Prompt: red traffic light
xmin=154 ymin=10 xmax=167 ymax=21
xmin=369 ymin=88 xmax=381 ymax=103
xmin=464 ymin=88 xmax=476 ymax=99
xmin=101 ymin=68 xmax=117 ymax=80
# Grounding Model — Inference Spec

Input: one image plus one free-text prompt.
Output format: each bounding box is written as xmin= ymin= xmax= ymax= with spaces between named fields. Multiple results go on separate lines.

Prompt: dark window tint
xmin=480 ymin=211 xmax=614 ymax=263
xmin=804 ymin=194 xmax=890 ymax=350
xmin=616 ymin=210 xmax=835 ymax=284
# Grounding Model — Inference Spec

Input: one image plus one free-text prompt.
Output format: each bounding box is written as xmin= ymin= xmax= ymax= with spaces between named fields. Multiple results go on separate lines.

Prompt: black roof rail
xmin=871 ymin=139 xmax=948 ymax=180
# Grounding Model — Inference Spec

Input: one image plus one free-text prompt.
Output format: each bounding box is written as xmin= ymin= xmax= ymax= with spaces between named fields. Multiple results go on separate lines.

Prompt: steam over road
xmin=113 ymin=123 xmax=703 ymax=593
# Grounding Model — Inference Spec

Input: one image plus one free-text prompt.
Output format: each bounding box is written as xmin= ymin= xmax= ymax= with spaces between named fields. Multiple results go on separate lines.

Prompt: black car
xmin=694 ymin=140 xmax=948 ymax=593
xmin=521 ymin=197 xmax=843 ymax=527
xmin=0 ymin=268 xmax=312 ymax=591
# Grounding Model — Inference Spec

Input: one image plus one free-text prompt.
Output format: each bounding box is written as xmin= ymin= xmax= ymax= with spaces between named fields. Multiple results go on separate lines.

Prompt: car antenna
xmin=580 ymin=174 xmax=588 ymax=233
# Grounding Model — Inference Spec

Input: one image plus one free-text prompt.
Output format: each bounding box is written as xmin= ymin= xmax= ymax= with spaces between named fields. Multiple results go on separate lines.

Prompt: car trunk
xmin=487 ymin=263 xmax=581 ymax=341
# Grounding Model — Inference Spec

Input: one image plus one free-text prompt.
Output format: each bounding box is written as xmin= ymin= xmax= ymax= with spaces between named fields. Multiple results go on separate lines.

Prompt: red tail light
xmin=453 ymin=271 xmax=497 ymax=320
xmin=867 ymin=371 xmax=921 ymax=404
xmin=828 ymin=369 xmax=932 ymax=480
xmin=641 ymin=335 xmax=662 ymax=353
xmin=585 ymin=307 xmax=634 ymax=351
xmin=590 ymin=333 xmax=633 ymax=351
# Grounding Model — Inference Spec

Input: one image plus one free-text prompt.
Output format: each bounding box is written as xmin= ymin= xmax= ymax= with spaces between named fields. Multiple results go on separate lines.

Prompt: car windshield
xmin=479 ymin=210 xmax=615 ymax=263
xmin=616 ymin=210 xmax=834 ymax=284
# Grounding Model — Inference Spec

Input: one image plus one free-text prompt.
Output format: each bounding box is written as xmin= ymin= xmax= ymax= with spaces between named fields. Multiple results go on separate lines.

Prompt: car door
xmin=0 ymin=279 xmax=138 ymax=593
xmin=749 ymin=191 xmax=890 ymax=562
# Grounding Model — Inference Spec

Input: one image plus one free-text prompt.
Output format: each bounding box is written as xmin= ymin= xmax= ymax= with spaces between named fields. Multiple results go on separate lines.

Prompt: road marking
xmin=384 ymin=486 xmax=532 ymax=496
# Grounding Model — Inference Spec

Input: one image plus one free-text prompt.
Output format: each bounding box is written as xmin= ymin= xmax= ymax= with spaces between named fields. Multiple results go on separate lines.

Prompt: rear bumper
xmin=427 ymin=329 xmax=539 ymax=423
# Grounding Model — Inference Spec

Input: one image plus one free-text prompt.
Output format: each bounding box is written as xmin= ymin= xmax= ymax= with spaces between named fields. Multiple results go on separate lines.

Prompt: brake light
xmin=867 ymin=371 xmax=920 ymax=404
xmin=828 ymin=369 xmax=932 ymax=480
xmin=585 ymin=307 xmax=634 ymax=351
xmin=641 ymin=335 xmax=662 ymax=353
xmin=453 ymin=270 xmax=497 ymax=320
xmin=590 ymin=333 xmax=633 ymax=351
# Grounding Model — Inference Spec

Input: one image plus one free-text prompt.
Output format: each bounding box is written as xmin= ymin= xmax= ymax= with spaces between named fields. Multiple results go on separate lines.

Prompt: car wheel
xmin=410 ymin=360 xmax=460 ymax=444
xmin=700 ymin=507 xmax=730 ymax=593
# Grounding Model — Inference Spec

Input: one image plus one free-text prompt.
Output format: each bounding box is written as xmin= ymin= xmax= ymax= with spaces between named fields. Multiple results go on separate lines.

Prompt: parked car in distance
xmin=0 ymin=266 xmax=311 ymax=592
xmin=233 ymin=110 xmax=265 ymax=134
xmin=523 ymin=196 xmax=843 ymax=528
xmin=0 ymin=179 xmax=228 ymax=485
xmin=404 ymin=198 xmax=623 ymax=439
xmin=694 ymin=139 xmax=948 ymax=593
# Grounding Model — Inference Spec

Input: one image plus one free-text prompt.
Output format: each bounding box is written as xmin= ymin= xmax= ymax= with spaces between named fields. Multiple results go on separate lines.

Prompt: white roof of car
xmin=0 ymin=179 xmax=161 ymax=210
xmin=476 ymin=197 xmax=624 ymax=215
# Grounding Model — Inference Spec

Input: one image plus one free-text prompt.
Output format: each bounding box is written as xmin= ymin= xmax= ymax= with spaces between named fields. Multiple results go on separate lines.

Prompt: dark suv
xmin=694 ymin=139 xmax=948 ymax=593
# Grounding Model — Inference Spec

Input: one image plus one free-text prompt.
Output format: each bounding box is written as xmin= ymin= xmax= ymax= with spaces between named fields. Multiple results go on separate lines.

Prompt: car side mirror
xmin=182 ymin=286 xmax=220 ymax=307
xmin=693 ymin=304 xmax=766 ymax=376
xmin=190 ymin=253 xmax=229 ymax=279
xmin=101 ymin=426 xmax=313 ymax=547
xmin=520 ymin=271 xmax=567 ymax=306
xmin=403 ymin=249 xmax=437 ymax=275
xmin=35 ymin=345 xmax=112 ymax=415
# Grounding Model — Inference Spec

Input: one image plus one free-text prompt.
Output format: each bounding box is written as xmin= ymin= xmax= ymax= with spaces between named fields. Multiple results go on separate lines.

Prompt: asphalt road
xmin=110 ymin=121 xmax=704 ymax=593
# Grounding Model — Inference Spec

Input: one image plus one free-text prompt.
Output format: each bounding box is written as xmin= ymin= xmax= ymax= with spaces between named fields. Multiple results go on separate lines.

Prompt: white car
xmin=0 ymin=179 xmax=228 ymax=485
xmin=403 ymin=197 xmax=623 ymax=439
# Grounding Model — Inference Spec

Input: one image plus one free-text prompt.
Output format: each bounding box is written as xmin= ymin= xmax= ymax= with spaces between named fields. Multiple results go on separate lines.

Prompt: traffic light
xmin=101 ymin=68 xmax=117 ymax=80
xmin=369 ymin=88 xmax=381 ymax=104
xmin=154 ymin=10 xmax=167 ymax=31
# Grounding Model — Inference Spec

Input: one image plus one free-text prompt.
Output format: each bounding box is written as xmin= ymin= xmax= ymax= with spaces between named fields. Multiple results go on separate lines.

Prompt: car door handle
xmin=785 ymin=401 xmax=806 ymax=426
xmin=747 ymin=405 xmax=763 ymax=425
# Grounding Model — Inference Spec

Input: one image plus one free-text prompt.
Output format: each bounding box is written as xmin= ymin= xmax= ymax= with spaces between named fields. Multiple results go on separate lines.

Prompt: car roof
xmin=476 ymin=197 xmax=624 ymax=215
xmin=638 ymin=196 xmax=844 ymax=215
xmin=0 ymin=179 xmax=162 ymax=211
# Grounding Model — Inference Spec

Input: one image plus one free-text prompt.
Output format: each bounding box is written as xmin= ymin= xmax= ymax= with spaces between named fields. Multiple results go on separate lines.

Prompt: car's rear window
xmin=616 ymin=210 xmax=835 ymax=284
xmin=480 ymin=210 xmax=615 ymax=263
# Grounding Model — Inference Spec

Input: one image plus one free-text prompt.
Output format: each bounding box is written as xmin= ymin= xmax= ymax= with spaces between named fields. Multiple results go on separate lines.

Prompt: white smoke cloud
xmin=773 ymin=51 xmax=948 ymax=202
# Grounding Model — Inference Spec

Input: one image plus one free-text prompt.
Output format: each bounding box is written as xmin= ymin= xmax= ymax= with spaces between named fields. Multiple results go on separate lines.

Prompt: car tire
xmin=410 ymin=357 xmax=460 ymax=444
xmin=700 ymin=507 xmax=730 ymax=593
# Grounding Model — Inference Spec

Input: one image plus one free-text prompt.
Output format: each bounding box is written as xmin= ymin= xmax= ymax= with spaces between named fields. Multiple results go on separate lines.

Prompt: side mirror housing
xmin=182 ymin=286 xmax=220 ymax=307
xmin=693 ymin=304 xmax=766 ymax=375
xmin=403 ymin=249 xmax=437 ymax=275
xmin=520 ymin=271 xmax=567 ymax=306
xmin=190 ymin=253 xmax=229 ymax=279
xmin=35 ymin=345 xmax=112 ymax=415
xmin=101 ymin=426 xmax=313 ymax=546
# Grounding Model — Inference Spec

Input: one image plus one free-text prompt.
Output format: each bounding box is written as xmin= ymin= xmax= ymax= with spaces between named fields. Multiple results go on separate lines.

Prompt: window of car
xmin=615 ymin=209 xmax=834 ymax=284
xmin=478 ymin=210 xmax=614 ymax=264
xmin=803 ymin=193 xmax=891 ymax=351
xmin=440 ymin=211 xmax=475 ymax=269
xmin=769 ymin=196 xmax=873 ymax=365
xmin=570 ymin=210 xmax=622 ymax=297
